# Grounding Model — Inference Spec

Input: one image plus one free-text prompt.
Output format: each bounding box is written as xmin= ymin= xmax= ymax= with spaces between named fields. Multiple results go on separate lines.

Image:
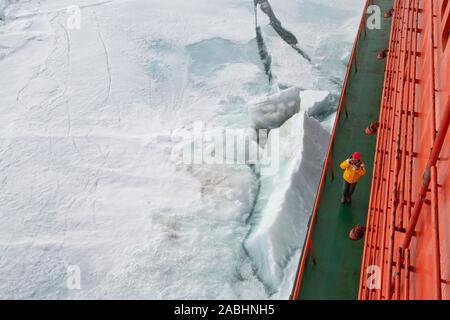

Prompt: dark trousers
xmin=342 ymin=181 xmax=357 ymax=199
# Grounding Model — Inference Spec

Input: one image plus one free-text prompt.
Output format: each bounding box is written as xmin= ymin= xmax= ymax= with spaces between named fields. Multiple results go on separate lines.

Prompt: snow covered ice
xmin=245 ymin=112 xmax=329 ymax=297
xmin=248 ymin=87 xmax=301 ymax=130
xmin=0 ymin=0 xmax=365 ymax=299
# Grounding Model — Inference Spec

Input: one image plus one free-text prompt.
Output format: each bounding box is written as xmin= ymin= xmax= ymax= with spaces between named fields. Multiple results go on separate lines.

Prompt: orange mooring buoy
xmin=349 ymin=225 xmax=366 ymax=241
xmin=365 ymin=121 xmax=380 ymax=135
xmin=384 ymin=8 xmax=394 ymax=18
xmin=377 ymin=49 xmax=389 ymax=60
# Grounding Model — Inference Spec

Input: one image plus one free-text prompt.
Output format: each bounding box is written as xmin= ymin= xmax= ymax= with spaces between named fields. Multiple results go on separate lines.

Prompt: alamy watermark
xmin=366 ymin=265 xmax=381 ymax=290
xmin=62 ymin=3 xmax=383 ymax=31
xmin=66 ymin=265 xmax=81 ymax=290
xmin=367 ymin=5 xmax=382 ymax=30
xmin=66 ymin=5 xmax=81 ymax=30
xmin=171 ymin=122 xmax=280 ymax=176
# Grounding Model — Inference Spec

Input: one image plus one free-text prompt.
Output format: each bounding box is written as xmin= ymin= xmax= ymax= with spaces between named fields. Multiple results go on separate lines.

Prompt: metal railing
xmin=290 ymin=0 xmax=373 ymax=300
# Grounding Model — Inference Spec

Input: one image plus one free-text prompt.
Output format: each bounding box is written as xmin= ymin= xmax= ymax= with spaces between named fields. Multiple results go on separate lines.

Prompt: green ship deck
xmin=296 ymin=0 xmax=393 ymax=300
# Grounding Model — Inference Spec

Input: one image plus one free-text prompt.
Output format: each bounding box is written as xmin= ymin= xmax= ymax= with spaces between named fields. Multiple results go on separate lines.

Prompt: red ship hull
xmin=359 ymin=0 xmax=450 ymax=300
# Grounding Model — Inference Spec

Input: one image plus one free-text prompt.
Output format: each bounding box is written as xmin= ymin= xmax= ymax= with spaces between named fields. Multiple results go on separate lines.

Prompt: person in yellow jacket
xmin=340 ymin=152 xmax=366 ymax=204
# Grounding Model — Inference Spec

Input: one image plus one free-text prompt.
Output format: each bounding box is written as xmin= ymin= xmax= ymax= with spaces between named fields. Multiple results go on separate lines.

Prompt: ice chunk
xmin=300 ymin=90 xmax=330 ymax=113
xmin=244 ymin=111 xmax=329 ymax=295
xmin=300 ymin=90 xmax=339 ymax=121
xmin=248 ymin=87 xmax=301 ymax=130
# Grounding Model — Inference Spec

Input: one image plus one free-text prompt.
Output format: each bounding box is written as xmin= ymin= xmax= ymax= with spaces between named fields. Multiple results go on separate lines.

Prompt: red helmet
xmin=352 ymin=152 xmax=361 ymax=160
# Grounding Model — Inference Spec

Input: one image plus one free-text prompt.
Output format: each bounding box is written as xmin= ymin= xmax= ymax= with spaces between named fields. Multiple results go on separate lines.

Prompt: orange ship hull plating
xmin=359 ymin=0 xmax=450 ymax=299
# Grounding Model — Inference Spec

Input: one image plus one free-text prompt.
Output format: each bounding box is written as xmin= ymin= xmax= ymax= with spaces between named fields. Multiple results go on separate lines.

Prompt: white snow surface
xmin=0 ymin=0 xmax=364 ymax=299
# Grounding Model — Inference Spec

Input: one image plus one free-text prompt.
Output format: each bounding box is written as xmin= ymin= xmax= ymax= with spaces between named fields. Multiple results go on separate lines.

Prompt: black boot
xmin=345 ymin=195 xmax=352 ymax=203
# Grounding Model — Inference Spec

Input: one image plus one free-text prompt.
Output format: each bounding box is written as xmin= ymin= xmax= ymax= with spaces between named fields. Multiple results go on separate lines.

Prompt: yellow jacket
xmin=340 ymin=159 xmax=367 ymax=184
